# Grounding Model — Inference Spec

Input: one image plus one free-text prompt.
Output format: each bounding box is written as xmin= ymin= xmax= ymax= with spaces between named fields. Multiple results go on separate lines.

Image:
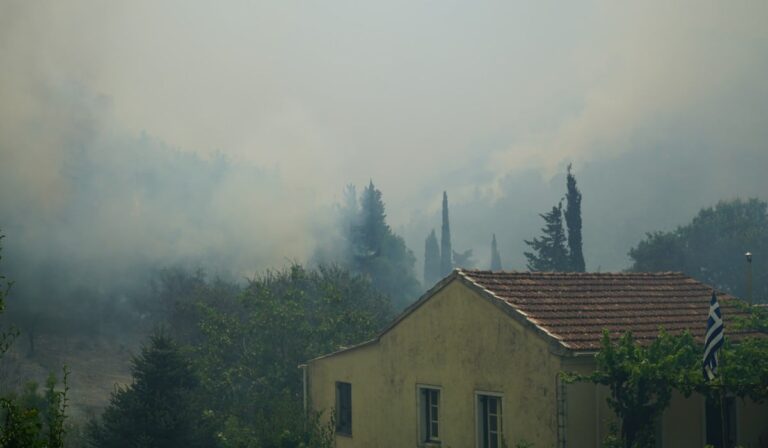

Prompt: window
xmin=336 ymin=382 xmax=352 ymax=435
xmin=477 ymin=394 xmax=502 ymax=448
xmin=418 ymin=386 xmax=440 ymax=443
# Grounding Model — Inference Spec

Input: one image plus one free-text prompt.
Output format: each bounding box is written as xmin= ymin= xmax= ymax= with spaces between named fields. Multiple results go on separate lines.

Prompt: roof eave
xmin=455 ymin=269 xmax=574 ymax=357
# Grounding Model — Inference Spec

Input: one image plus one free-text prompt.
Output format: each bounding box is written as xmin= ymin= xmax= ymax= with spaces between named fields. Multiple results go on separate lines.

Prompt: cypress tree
xmin=490 ymin=234 xmax=502 ymax=271
xmin=524 ymin=201 xmax=569 ymax=271
xmin=565 ymin=164 xmax=585 ymax=272
xmin=440 ymin=191 xmax=453 ymax=276
xmin=424 ymin=229 xmax=441 ymax=286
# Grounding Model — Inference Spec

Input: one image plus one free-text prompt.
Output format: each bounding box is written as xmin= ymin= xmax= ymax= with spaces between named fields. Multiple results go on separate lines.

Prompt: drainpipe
xmin=745 ymin=252 xmax=753 ymax=304
xmin=299 ymin=364 xmax=308 ymax=415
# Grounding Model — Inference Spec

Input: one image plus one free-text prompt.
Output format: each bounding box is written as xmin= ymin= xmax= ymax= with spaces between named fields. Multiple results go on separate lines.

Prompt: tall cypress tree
xmin=565 ymin=164 xmax=585 ymax=272
xmin=440 ymin=191 xmax=453 ymax=276
xmin=424 ymin=229 xmax=441 ymax=286
xmin=490 ymin=234 xmax=502 ymax=271
xmin=524 ymin=202 xmax=569 ymax=271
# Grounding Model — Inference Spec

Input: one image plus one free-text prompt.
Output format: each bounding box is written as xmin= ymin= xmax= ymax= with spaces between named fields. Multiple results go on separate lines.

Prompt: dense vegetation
xmin=2 ymin=170 xmax=768 ymax=447
xmin=315 ymin=182 xmax=421 ymax=309
xmin=629 ymin=198 xmax=768 ymax=302
xmin=524 ymin=167 xmax=585 ymax=272
xmin=0 ymin=234 xmax=69 ymax=447
xmin=85 ymin=264 xmax=392 ymax=447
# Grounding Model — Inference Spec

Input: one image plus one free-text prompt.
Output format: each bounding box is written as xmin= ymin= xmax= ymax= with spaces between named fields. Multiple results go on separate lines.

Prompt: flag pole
xmin=719 ymin=349 xmax=727 ymax=447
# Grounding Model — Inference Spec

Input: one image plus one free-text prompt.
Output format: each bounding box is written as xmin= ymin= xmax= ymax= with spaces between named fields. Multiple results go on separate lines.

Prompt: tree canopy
xmin=524 ymin=202 xmax=569 ymax=271
xmin=337 ymin=181 xmax=421 ymax=308
xmin=565 ymin=164 xmax=585 ymax=272
xmin=524 ymin=166 xmax=585 ymax=272
xmin=191 ymin=264 xmax=392 ymax=447
xmin=87 ymin=333 xmax=210 ymax=448
xmin=490 ymin=233 xmax=502 ymax=271
xmin=440 ymin=191 xmax=453 ymax=277
xmin=629 ymin=198 xmax=768 ymax=302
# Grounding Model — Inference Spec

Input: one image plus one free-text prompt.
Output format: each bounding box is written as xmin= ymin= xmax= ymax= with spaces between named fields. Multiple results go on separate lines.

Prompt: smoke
xmin=1 ymin=0 xmax=767 ymax=309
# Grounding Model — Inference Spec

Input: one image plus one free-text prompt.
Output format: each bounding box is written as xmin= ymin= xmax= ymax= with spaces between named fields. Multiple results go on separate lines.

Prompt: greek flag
xmin=703 ymin=290 xmax=724 ymax=381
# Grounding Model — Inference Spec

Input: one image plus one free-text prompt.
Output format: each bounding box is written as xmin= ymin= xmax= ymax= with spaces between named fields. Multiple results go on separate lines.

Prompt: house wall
xmin=307 ymin=279 xmax=768 ymax=447
xmin=306 ymin=280 xmax=565 ymax=448
xmin=561 ymin=362 xmax=768 ymax=448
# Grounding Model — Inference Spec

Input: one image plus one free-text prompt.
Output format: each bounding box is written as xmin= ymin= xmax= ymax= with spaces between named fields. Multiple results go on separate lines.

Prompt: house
xmin=302 ymin=270 xmax=768 ymax=447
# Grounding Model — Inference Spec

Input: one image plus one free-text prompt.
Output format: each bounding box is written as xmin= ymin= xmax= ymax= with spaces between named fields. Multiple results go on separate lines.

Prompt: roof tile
xmin=459 ymin=270 xmax=760 ymax=351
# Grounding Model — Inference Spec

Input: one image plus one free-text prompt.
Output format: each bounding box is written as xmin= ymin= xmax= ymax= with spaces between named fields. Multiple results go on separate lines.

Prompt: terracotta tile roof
xmin=458 ymin=270 xmax=761 ymax=351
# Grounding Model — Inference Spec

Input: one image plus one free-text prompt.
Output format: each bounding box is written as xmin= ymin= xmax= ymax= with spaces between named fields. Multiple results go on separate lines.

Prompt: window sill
xmin=418 ymin=442 xmax=441 ymax=448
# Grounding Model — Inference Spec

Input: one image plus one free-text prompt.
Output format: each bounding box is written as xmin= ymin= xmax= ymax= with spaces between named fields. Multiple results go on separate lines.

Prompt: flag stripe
xmin=702 ymin=290 xmax=724 ymax=381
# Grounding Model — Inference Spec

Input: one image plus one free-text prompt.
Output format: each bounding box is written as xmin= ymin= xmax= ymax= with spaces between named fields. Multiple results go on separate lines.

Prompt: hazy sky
xmin=1 ymin=1 xmax=767 ymax=282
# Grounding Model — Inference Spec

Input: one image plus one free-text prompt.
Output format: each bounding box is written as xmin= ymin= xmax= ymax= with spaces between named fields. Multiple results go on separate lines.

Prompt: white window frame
xmin=475 ymin=391 xmax=503 ymax=448
xmin=416 ymin=384 xmax=442 ymax=445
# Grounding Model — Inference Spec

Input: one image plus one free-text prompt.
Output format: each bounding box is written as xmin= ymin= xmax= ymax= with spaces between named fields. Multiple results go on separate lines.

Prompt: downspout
xmin=299 ymin=364 xmax=308 ymax=415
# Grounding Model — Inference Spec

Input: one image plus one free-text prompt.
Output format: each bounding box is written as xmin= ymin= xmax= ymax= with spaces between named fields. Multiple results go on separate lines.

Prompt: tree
xmin=424 ymin=229 xmax=441 ymax=287
xmin=524 ymin=202 xmax=569 ymax=271
xmin=566 ymin=330 xmax=700 ymax=448
xmin=0 ymin=232 xmax=69 ymax=448
xmin=356 ymin=181 xmax=389 ymax=260
xmin=565 ymin=164 xmax=585 ymax=272
xmin=490 ymin=234 xmax=502 ymax=271
xmin=345 ymin=181 xmax=421 ymax=307
xmin=629 ymin=198 xmax=768 ymax=302
xmin=193 ymin=264 xmax=392 ymax=447
xmin=440 ymin=191 xmax=453 ymax=276
xmin=87 ymin=333 xmax=211 ymax=448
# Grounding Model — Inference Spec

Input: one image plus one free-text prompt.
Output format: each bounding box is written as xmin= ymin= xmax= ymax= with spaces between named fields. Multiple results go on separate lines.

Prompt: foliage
xmin=87 ymin=332 xmax=212 ymax=448
xmin=490 ymin=233 xmax=503 ymax=271
xmin=193 ymin=264 xmax=392 ymax=448
xmin=524 ymin=202 xmax=569 ymax=272
xmin=0 ymin=232 xmax=70 ymax=448
xmin=565 ymin=164 xmax=585 ymax=272
xmin=144 ymin=267 xmax=241 ymax=345
xmin=440 ymin=191 xmax=453 ymax=277
xmin=0 ymin=369 xmax=70 ymax=448
xmin=725 ymin=303 xmax=768 ymax=402
xmin=629 ymin=198 xmax=768 ymax=302
xmin=424 ymin=229 xmax=441 ymax=287
xmin=343 ymin=181 xmax=421 ymax=308
xmin=565 ymin=330 xmax=700 ymax=448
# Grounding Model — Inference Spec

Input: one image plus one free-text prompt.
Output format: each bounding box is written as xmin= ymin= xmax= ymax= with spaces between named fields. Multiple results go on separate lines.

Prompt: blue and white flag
xmin=703 ymin=290 xmax=724 ymax=381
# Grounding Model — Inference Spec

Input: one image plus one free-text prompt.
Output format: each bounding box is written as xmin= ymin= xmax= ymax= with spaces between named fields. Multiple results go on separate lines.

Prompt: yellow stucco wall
xmin=307 ymin=280 xmax=565 ymax=448
xmin=561 ymin=361 xmax=768 ymax=448
xmin=306 ymin=278 xmax=768 ymax=447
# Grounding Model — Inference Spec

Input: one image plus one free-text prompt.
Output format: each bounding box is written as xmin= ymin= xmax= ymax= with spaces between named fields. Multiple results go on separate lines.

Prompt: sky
xmin=1 ymin=1 xmax=767 ymax=289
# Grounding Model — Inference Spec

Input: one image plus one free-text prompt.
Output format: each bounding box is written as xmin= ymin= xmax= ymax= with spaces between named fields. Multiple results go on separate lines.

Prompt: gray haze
xmin=1 ymin=1 xmax=768 ymax=295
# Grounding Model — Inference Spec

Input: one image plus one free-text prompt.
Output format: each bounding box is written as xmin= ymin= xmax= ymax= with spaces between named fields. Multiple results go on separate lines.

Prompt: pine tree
xmin=346 ymin=181 xmax=421 ymax=307
xmin=440 ymin=191 xmax=453 ymax=276
xmin=424 ymin=229 xmax=441 ymax=287
xmin=356 ymin=181 xmax=388 ymax=259
xmin=87 ymin=333 xmax=211 ymax=448
xmin=524 ymin=202 xmax=569 ymax=271
xmin=490 ymin=234 xmax=502 ymax=271
xmin=565 ymin=164 xmax=585 ymax=272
